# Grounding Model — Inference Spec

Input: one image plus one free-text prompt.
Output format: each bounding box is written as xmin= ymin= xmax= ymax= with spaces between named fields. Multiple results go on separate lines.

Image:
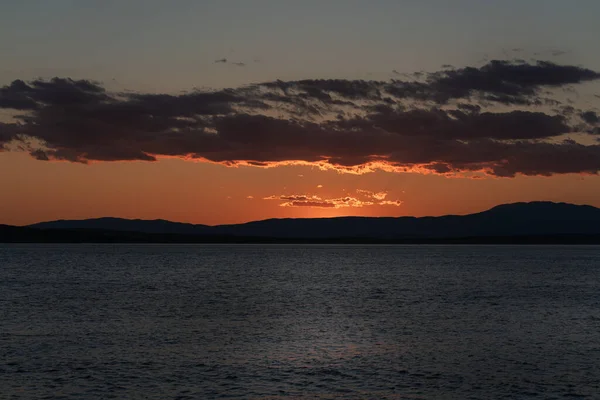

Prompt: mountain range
xmin=2 ymin=202 xmax=600 ymax=243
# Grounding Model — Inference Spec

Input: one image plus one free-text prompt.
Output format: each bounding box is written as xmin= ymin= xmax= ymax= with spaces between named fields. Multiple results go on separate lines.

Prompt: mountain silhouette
xmin=3 ymin=201 xmax=596 ymax=243
xmin=30 ymin=217 xmax=213 ymax=235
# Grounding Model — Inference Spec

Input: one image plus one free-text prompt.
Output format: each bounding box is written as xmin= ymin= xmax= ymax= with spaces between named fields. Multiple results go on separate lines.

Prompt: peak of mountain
xmin=486 ymin=201 xmax=593 ymax=211
xmin=480 ymin=201 xmax=600 ymax=220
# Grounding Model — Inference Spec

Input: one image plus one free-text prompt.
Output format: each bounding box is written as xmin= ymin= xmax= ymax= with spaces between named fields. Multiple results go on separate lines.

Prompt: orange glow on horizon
xmin=22 ymin=152 xmax=582 ymax=181
xmin=1 ymin=151 xmax=599 ymax=226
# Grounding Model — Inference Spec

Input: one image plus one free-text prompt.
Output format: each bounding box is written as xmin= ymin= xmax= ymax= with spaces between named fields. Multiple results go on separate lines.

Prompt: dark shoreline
xmin=2 ymin=226 xmax=600 ymax=245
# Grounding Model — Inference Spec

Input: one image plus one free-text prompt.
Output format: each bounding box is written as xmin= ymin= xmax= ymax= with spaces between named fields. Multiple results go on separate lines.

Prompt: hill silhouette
xmin=2 ymin=202 xmax=599 ymax=243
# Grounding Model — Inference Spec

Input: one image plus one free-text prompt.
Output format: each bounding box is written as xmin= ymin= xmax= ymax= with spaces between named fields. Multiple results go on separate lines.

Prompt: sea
xmin=1 ymin=244 xmax=599 ymax=399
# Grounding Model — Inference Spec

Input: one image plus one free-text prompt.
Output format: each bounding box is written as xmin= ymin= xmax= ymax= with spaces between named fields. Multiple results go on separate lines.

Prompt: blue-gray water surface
xmin=1 ymin=244 xmax=599 ymax=399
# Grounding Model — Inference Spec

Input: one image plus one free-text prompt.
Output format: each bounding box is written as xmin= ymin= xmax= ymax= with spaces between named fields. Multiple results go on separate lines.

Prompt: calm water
xmin=1 ymin=244 xmax=599 ymax=399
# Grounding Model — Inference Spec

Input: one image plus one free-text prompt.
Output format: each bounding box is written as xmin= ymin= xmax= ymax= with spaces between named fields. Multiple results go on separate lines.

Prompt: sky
xmin=1 ymin=0 xmax=600 ymax=226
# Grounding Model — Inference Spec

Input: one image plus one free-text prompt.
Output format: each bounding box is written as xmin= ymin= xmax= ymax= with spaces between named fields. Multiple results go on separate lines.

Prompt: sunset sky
xmin=1 ymin=0 xmax=600 ymax=226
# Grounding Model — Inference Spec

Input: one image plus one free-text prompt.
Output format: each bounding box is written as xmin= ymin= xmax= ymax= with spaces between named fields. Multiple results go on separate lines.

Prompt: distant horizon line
xmin=11 ymin=200 xmax=598 ymax=228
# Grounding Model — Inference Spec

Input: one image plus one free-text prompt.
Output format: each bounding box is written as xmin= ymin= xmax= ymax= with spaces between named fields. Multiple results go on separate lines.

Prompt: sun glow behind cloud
xmin=1 ymin=60 xmax=600 ymax=226
xmin=1 ymin=60 xmax=599 ymax=179
xmin=263 ymin=189 xmax=403 ymax=209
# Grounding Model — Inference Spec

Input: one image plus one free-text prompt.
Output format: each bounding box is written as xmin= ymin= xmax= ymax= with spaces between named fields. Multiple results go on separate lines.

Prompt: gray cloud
xmin=422 ymin=60 xmax=600 ymax=104
xmin=0 ymin=78 xmax=107 ymax=111
xmin=380 ymin=60 xmax=600 ymax=106
xmin=581 ymin=111 xmax=599 ymax=124
xmin=339 ymin=108 xmax=570 ymax=140
xmin=251 ymin=60 xmax=600 ymax=113
xmin=0 ymin=122 xmax=22 ymax=151
xmin=1 ymin=60 xmax=600 ymax=177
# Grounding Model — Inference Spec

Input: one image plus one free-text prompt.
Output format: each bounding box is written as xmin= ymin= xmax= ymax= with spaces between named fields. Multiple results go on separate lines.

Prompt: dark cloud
xmin=1 ymin=60 xmax=600 ymax=177
xmin=266 ymin=79 xmax=383 ymax=101
xmin=267 ymin=60 xmax=599 ymax=108
xmin=581 ymin=111 xmax=599 ymax=124
xmin=0 ymin=123 xmax=20 ymax=150
xmin=349 ymin=108 xmax=570 ymax=140
xmin=395 ymin=60 xmax=600 ymax=105
xmin=0 ymin=78 xmax=107 ymax=110
xmin=125 ymin=90 xmax=242 ymax=116
xmin=29 ymin=149 xmax=49 ymax=161
xmin=0 ymin=81 xmax=40 ymax=110
xmin=214 ymin=58 xmax=246 ymax=67
xmin=485 ymin=140 xmax=600 ymax=178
